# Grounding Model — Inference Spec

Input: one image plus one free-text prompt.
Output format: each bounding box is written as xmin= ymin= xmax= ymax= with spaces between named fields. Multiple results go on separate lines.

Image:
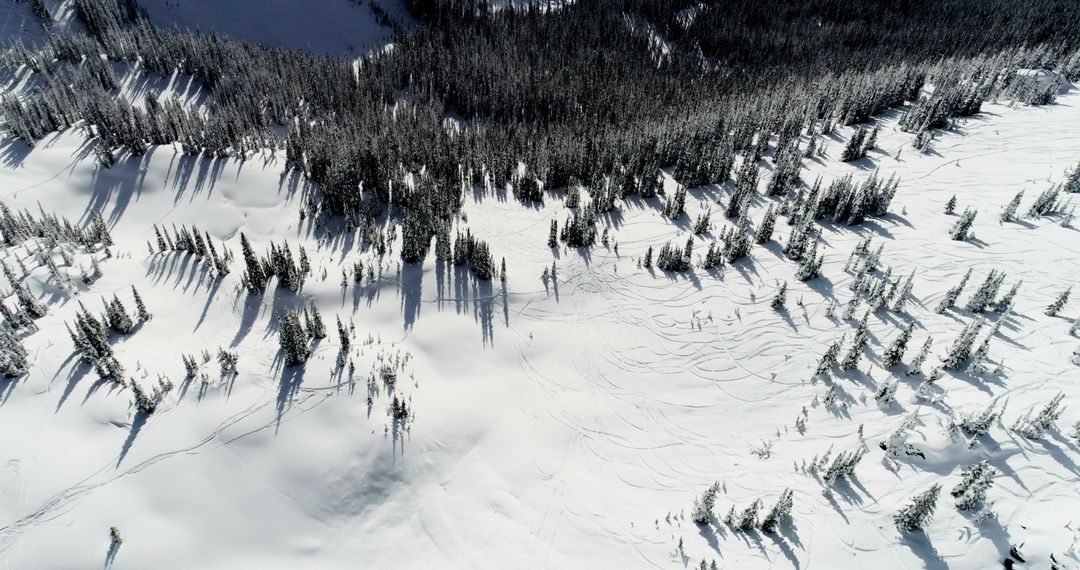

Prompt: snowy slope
xmin=0 ymin=83 xmax=1079 ymax=570
xmin=137 ymin=0 xmax=410 ymax=56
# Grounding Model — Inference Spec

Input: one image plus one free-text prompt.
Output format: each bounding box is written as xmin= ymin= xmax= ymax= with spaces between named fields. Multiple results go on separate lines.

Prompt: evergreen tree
xmin=131 ymin=286 xmax=151 ymax=321
xmin=756 ymin=204 xmax=777 ymax=244
xmin=1000 ymin=190 xmax=1023 ymax=222
xmin=882 ymin=321 xmax=914 ymax=367
xmin=951 ymin=461 xmax=996 ymax=511
xmin=906 ymin=336 xmax=933 ymax=376
xmin=547 ymin=220 xmax=558 ymax=248
xmin=240 ymin=233 xmax=267 ymax=293
xmin=840 ymin=127 xmax=867 ymax=161
xmin=278 ymin=308 xmax=310 ymax=366
xmin=0 ymin=324 xmax=29 ymax=378
xmin=944 ymin=194 xmax=957 ymax=215
xmin=935 ymin=268 xmax=972 ymax=314
xmin=816 ymin=335 xmax=844 ymax=376
xmin=105 ymin=295 xmax=134 ymax=334
xmin=1045 ymin=287 xmax=1071 ymax=316
xmin=894 ymin=484 xmax=941 ymax=532
xmin=691 ymin=482 xmax=720 ymax=524
xmin=839 ymin=312 xmax=870 ymax=370
xmin=771 ymin=281 xmax=788 ymax=310
xmin=307 ymin=303 xmax=327 ymax=339
xmin=643 ymin=245 xmax=653 ymax=269
xmin=759 ymin=488 xmax=794 ymax=534
xmin=336 ymin=315 xmax=350 ymax=351
xmin=949 ymin=207 xmax=977 ymax=240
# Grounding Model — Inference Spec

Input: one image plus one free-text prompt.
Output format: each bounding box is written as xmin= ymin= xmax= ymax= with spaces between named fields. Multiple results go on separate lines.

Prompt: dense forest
xmin=3 ymin=0 xmax=1080 ymax=263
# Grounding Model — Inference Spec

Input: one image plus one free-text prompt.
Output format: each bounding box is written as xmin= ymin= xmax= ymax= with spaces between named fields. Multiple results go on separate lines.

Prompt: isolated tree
xmin=771 ymin=281 xmax=788 ymax=310
xmin=547 ymin=220 xmax=558 ymax=248
xmin=894 ymin=484 xmax=941 ymax=532
xmin=944 ymin=195 xmax=957 ymax=215
xmin=1045 ymin=287 xmax=1071 ymax=317
xmin=131 ymin=286 xmax=151 ymax=321
xmin=906 ymin=336 xmax=933 ymax=375
xmin=1000 ymin=191 xmax=1023 ymax=222
xmin=951 ymin=461 xmax=996 ymax=511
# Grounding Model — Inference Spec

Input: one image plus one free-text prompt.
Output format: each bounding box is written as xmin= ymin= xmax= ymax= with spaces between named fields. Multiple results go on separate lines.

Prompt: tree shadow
xmin=117 ymin=411 xmax=147 ymax=467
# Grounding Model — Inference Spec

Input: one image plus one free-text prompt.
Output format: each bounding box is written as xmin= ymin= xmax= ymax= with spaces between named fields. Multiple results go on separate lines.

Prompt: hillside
xmin=0 ymin=1 xmax=1079 ymax=569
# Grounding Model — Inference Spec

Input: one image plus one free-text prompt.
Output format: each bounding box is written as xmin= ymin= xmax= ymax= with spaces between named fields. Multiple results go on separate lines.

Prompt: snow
xmin=137 ymin=0 xmax=411 ymax=56
xmin=1 ymin=79 xmax=1080 ymax=569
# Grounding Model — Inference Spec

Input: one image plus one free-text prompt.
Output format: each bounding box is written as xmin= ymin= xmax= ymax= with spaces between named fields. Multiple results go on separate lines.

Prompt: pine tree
xmin=951 ymin=461 xmax=995 ymax=511
xmin=337 ymin=316 xmax=350 ymax=351
xmin=759 ymin=489 xmax=794 ymax=534
xmin=816 ymin=335 xmax=844 ymax=376
xmin=736 ymin=499 xmax=761 ymax=531
xmin=547 ymin=220 xmax=558 ymax=248
xmin=894 ymin=484 xmax=941 ymax=532
xmin=839 ymin=312 xmax=870 ymax=370
xmin=240 ymin=233 xmax=267 ymax=293
xmin=1015 ymin=393 xmax=1065 ymax=439
xmin=307 ymin=303 xmax=326 ymax=339
xmin=105 ymin=295 xmax=134 ymax=334
xmin=1000 ymin=190 xmax=1023 ymax=222
xmin=14 ymin=284 xmax=46 ymax=319
xmin=756 ymin=204 xmax=777 ymax=244
xmin=131 ymin=286 xmax=151 ymax=321
xmin=771 ymin=281 xmax=788 ymax=310
xmin=278 ymin=308 xmax=310 ymax=366
xmin=691 ymin=482 xmax=720 ymax=524
xmin=643 ymin=245 xmax=653 ymax=269
xmin=906 ymin=336 xmax=933 ymax=375
xmin=935 ymin=268 xmax=971 ymax=314
xmin=840 ymin=127 xmax=867 ymax=161
xmin=944 ymin=194 xmax=957 ymax=215
xmin=882 ymin=321 xmax=914 ymax=367
xmin=1045 ymin=287 xmax=1071 ymax=317
xmin=949 ymin=207 xmax=977 ymax=240
xmin=0 ymin=324 xmax=29 ymax=378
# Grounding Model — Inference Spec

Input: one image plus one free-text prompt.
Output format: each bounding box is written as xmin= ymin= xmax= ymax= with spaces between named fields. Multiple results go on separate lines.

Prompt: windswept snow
xmin=0 ymin=81 xmax=1079 ymax=570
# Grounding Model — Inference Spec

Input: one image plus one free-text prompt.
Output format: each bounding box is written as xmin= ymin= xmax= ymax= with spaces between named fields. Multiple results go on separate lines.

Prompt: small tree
xmin=894 ymin=484 xmax=941 ymax=532
xmin=771 ymin=281 xmax=788 ymax=310
xmin=1045 ymin=287 xmax=1071 ymax=317
xmin=944 ymin=194 xmax=957 ymax=215
xmin=759 ymin=489 xmax=794 ymax=534
xmin=132 ymin=286 xmax=151 ymax=321
xmin=691 ymin=482 xmax=721 ymax=524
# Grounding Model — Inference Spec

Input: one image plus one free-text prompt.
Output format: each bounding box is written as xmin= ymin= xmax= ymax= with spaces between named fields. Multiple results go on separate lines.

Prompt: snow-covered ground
xmin=138 ymin=0 xmax=410 ymax=56
xmin=0 ymin=74 xmax=1079 ymax=570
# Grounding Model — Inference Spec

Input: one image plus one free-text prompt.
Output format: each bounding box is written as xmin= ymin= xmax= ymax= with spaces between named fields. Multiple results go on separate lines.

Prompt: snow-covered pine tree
xmin=944 ymin=194 xmax=957 ymax=215
xmin=691 ymin=482 xmax=720 ymax=524
xmin=240 ymin=233 xmax=267 ymax=293
xmin=759 ymin=488 xmax=794 ymax=534
xmin=337 ymin=315 xmax=350 ymax=352
xmin=906 ymin=336 xmax=933 ymax=375
xmin=894 ymin=484 xmax=941 ymax=532
xmin=816 ymin=335 xmax=845 ymax=376
xmin=771 ymin=281 xmax=788 ymax=310
xmin=307 ymin=303 xmax=327 ymax=339
xmin=278 ymin=308 xmax=310 ymax=366
xmin=105 ymin=295 xmax=134 ymax=334
xmin=0 ymin=324 xmax=29 ymax=378
xmin=736 ymin=499 xmax=760 ymax=531
xmin=943 ymin=317 xmax=985 ymax=370
xmin=951 ymin=460 xmax=996 ymax=512
xmin=964 ymin=270 xmax=1006 ymax=313
xmin=840 ymin=127 xmax=867 ymax=162
xmin=794 ymin=239 xmax=824 ymax=281
xmin=935 ymin=268 xmax=971 ymax=314
xmin=756 ymin=205 xmax=777 ymax=244
xmin=547 ymin=220 xmax=557 ymax=248
xmin=643 ymin=245 xmax=653 ymax=268
xmin=1000 ymin=190 xmax=1023 ymax=222
xmin=1045 ymin=287 xmax=1071 ymax=317
xmin=839 ymin=312 xmax=870 ymax=370
xmin=949 ymin=207 xmax=977 ymax=240
xmin=14 ymin=284 xmax=46 ymax=319
xmin=1014 ymin=393 xmax=1065 ymax=439
xmin=993 ymin=280 xmax=1021 ymax=311
xmin=131 ymin=286 xmax=151 ymax=321
xmin=882 ymin=321 xmax=914 ymax=367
